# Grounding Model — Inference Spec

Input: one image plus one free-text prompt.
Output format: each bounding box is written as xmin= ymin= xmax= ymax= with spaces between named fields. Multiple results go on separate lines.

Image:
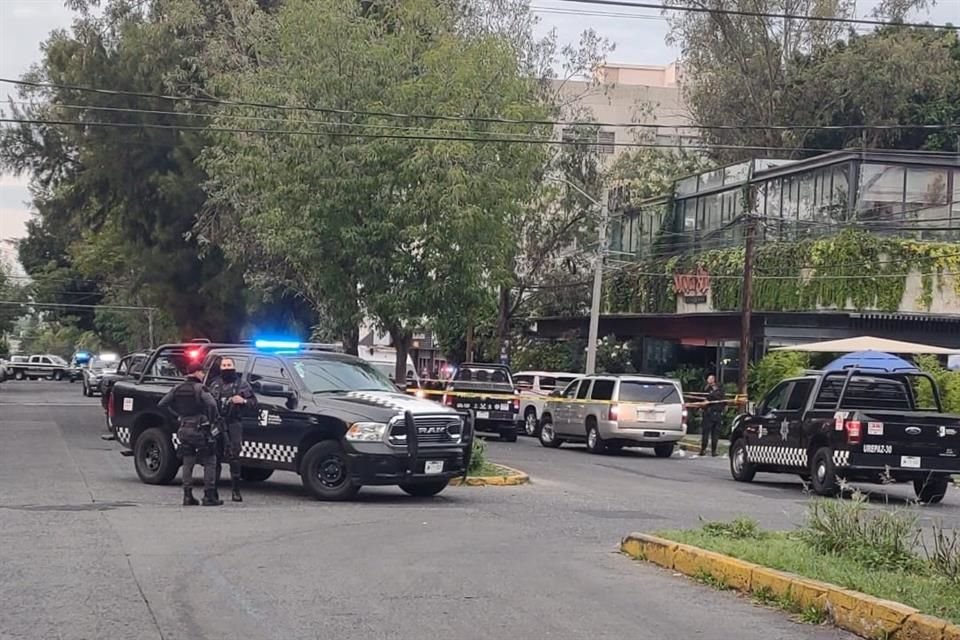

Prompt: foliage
xmin=595 ymin=335 xmax=634 ymax=374
xmin=913 ymin=355 xmax=960 ymax=413
xmin=923 ymin=521 xmax=960 ymax=584
xmin=748 ymin=351 xmax=810 ymax=402
xmin=699 ymin=517 xmax=765 ymax=540
xmin=665 ymin=0 xmax=958 ymax=162
xmin=468 ymin=437 xmax=487 ymax=476
xmin=607 ymin=230 xmax=960 ymax=315
xmin=18 ymin=322 xmax=103 ymax=359
xmin=803 ymin=493 xmax=920 ymax=572
xmin=511 ymin=338 xmax=584 ymax=373
xmin=666 ymin=364 xmax=706 ymax=392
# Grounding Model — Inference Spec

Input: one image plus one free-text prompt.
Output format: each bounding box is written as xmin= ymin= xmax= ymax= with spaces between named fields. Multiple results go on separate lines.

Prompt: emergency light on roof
xmin=186 ymin=348 xmax=204 ymax=361
xmin=75 ymin=351 xmax=91 ymax=360
xmin=255 ymin=339 xmax=301 ymax=350
xmin=99 ymin=352 xmax=118 ymax=362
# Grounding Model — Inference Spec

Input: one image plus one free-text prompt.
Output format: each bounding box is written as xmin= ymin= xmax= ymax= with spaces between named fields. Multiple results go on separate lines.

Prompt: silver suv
xmin=539 ymin=374 xmax=686 ymax=457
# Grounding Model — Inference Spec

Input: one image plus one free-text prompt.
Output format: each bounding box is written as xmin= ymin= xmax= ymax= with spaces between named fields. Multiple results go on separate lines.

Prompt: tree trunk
xmin=342 ymin=324 xmax=360 ymax=356
xmin=390 ymin=327 xmax=412 ymax=386
xmin=464 ymin=316 xmax=474 ymax=364
xmin=495 ymin=285 xmax=511 ymax=360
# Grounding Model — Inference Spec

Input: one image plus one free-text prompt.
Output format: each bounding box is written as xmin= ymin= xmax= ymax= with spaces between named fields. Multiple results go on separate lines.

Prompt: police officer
xmin=700 ymin=374 xmax=725 ymax=457
xmin=209 ymin=358 xmax=257 ymax=502
xmin=159 ymin=359 xmax=222 ymax=506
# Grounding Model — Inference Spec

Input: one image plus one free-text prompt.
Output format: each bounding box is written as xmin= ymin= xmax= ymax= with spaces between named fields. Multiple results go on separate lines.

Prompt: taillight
xmin=608 ymin=403 xmax=620 ymax=421
xmin=512 ymin=397 xmax=520 ymax=411
xmin=846 ymin=420 xmax=862 ymax=445
xmin=682 ymin=407 xmax=688 ymax=430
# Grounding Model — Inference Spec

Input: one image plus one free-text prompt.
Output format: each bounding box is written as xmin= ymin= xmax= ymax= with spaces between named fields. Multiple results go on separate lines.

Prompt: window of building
xmin=703 ymin=193 xmax=721 ymax=236
xmin=781 ymin=177 xmax=799 ymax=240
xmin=952 ymin=170 xmax=960 ymax=227
xmin=858 ymin=163 xmax=905 ymax=226
xmin=676 ymin=175 xmax=698 ymax=196
xmin=598 ymin=130 xmax=615 ymax=154
xmin=905 ymin=167 xmax=949 ymax=240
xmin=798 ymin=172 xmax=817 ymax=236
xmin=830 ymin=164 xmax=851 ymax=221
xmin=700 ymin=168 xmax=724 ymax=191
xmin=764 ymin=178 xmax=783 ymax=241
xmin=680 ymin=199 xmax=696 ymax=234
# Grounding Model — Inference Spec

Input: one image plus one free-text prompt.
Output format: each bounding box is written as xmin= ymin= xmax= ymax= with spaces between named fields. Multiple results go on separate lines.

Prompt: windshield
xmin=454 ymin=366 xmax=513 ymax=385
xmin=89 ymin=358 xmax=116 ymax=370
xmin=290 ymin=357 xmax=397 ymax=393
xmin=50 ymin=355 xmax=68 ymax=366
xmin=618 ymin=381 xmax=681 ymax=404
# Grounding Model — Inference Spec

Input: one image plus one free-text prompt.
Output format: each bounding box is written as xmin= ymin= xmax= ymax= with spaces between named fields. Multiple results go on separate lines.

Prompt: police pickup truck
xmin=6 ymin=354 xmax=80 ymax=382
xmin=730 ymin=367 xmax=960 ymax=503
xmin=108 ymin=341 xmax=473 ymax=500
xmin=442 ymin=363 xmax=520 ymax=442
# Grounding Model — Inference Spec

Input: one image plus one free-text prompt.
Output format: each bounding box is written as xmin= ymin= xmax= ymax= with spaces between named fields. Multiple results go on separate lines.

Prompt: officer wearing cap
xmin=159 ymin=358 xmax=222 ymax=506
xmin=209 ymin=358 xmax=257 ymax=502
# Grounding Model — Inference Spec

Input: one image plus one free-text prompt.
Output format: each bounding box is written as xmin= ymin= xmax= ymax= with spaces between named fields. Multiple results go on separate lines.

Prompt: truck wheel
xmin=14 ymin=370 xmax=23 ymax=380
xmin=53 ymin=370 xmax=63 ymax=381
xmin=240 ymin=467 xmax=274 ymax=482
xmin=300 ymin=440 xmax=360 ymax=501
xmin=914 ymin=474 xmax=949 ymax=504
xmin=654 ymin=443 xmax=675 ymax=458
xmin=586 ymin=423 xmax=605 ymax=454
xmin=539 ymin=416 xmax=562 ymax=448
xmin=399 ymin=479 xmax=448 ymax=497
xmin=134 ymin=427 xmax=180 ymax=485
xmin=523 ymin=408 xmax=540 ymax=437
xmin=729 ymin=439 xmax=756 ymax=482
xmin=809 ymin=447 xmax=839 ymax=497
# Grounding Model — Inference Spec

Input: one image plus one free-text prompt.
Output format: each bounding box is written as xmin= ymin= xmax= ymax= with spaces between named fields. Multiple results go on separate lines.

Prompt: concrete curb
xmin=621 ymin=533 xmax=960 ymax=640
xmin=448 ymin=464 xmax=530 ymax=487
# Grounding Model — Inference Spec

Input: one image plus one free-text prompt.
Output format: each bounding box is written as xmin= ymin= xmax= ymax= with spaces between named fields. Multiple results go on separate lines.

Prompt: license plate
xmin=476 ymin=411 xmax=490 ymax=419
xmin=901 ymin=456 xmax=921 ymax=469
xmin=636 ymin=410 xmax=664 ymax=422
xmin=424 ymin=460 xmax=444 ymax=474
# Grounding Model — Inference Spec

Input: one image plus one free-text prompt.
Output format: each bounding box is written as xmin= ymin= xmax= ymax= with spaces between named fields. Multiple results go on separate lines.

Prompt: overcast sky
xmin=0 ymin=0 xmax=957 ymax=254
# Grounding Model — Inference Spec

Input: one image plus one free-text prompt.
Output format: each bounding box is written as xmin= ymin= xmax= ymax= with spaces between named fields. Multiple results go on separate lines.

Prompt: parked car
xmin=5 ymin=354 xmax=80 ymax=382
xmin=0 ymin=359 xmax=8 ymax=382
xmin=81 ymin=353 xmax=120 ymax=397
xmin=539 ymin=374 xmax=687 ymax=457
xmin=442 ymin=363 xmax=521 ymax=442
xmin=514 ymin=370 xmax=580 ymax=437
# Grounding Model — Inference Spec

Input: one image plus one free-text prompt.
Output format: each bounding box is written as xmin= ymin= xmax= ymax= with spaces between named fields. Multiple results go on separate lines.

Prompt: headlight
xmin=345 ymin=422 xmax=388 ymax=442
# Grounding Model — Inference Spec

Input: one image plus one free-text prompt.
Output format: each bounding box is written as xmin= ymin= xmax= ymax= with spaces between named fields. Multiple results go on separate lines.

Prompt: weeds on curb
xmin=693 ymin=569 xmax=730 ymax=591
xmin=923 ymin=520 xmax=960 ymax=582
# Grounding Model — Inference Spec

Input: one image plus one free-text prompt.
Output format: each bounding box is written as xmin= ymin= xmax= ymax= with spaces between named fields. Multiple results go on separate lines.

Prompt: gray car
xmin=538 ymin=374 xmax=687 ymax=457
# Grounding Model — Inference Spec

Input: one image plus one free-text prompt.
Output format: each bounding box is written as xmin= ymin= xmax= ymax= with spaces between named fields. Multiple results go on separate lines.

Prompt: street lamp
xmin=546 ymin=176 xmax=607 ymax=375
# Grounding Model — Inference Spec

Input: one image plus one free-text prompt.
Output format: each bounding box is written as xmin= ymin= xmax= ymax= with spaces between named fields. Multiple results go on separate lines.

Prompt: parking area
xmin=5 ymin=381 xmax=955 ymax=639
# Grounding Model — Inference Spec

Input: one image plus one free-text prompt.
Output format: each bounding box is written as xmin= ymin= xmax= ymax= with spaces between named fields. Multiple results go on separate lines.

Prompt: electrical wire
xmin=553 ymin=0 xmax=960 ymax=30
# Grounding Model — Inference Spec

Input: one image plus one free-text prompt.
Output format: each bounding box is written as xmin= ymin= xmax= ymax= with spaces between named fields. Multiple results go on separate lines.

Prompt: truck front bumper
xmin=346 ymin=443 xmax=467 ymax=485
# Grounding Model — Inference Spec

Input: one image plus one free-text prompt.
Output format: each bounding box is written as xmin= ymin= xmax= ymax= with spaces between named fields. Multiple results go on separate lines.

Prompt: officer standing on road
xmin=209 ymin=358 xmax=257 ymax=502
xmin=700 ymin=374 xmax=725 ymax=457
xmin=159 ymin=360 xmax=222 ymax=506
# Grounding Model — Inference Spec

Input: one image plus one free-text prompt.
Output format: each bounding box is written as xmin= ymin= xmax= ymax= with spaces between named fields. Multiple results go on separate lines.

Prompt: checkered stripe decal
xmin=746 ymin=446 xmax=808 ymax=468
xmin=116 ymin=426 xmax=131 ymax=446
xmin=241 ymin=441 xmax=297 ymax=464
xmin=746 ymin=446 xmax=851 ymax=469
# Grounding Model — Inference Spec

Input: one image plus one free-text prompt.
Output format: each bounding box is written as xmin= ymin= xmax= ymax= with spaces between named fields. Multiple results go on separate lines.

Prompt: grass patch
xmin=468 ymin=461 xmax=515 ymax=477
xmin=657 ymin=528 xmax=960 ymax=624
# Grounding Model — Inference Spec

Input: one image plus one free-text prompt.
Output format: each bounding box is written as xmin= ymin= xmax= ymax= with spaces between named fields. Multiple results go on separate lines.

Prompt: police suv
xmin=108 ymin=341 xmax=473 ymax=500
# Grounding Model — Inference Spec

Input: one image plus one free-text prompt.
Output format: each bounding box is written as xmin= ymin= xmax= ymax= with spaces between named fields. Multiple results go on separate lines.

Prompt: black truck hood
xmin=314 ymin=390 xmax=458 ymax=422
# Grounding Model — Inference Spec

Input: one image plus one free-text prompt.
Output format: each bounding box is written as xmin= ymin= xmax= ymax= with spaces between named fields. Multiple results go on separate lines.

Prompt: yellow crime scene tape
xmin=404 ymin=385 xmax=747 ymax=407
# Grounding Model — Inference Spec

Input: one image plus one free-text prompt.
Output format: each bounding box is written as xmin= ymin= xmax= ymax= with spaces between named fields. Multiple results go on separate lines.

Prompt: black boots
xmin=183 ymin=487 xmax=199 ymax=506
xmin=202 ymin=489 xmax=224 ymax=506
xmin=231 ymin=478 xmax=242 ymax=502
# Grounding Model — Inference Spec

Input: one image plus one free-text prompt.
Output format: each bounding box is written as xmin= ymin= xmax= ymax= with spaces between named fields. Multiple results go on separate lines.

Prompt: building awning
xmin=770 ymin=335 xmax=958 ymax=355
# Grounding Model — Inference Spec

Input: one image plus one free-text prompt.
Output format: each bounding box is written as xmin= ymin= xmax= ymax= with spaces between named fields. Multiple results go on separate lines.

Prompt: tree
xmin=202 ymin=0 xmax=552 ymax=378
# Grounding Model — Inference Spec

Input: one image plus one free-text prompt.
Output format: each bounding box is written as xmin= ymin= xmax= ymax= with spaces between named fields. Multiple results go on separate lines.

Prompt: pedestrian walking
xmin=700 ymin=374 xmax=725 ymax=457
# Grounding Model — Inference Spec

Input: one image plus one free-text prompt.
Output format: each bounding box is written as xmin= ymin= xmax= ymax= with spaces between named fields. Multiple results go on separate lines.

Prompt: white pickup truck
xmin=5 ymin=354 xmax=80 ymax=382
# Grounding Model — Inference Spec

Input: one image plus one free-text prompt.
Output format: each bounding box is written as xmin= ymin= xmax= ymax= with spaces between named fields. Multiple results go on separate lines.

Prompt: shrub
xmin=468 ymin=437 xmax=487 ymax=475
xmin=700 ymin=517 xmax=765 ymax=540
xmin=803 ymin=493 xmax=920 ymax=571
xmin=749 ymin=351 xmax=810 ymax=402
xmin=924 ymin=520 xmax=960 ymax=582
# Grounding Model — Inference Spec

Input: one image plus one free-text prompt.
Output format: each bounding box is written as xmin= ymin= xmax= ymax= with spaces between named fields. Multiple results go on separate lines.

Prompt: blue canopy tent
xmin=823 ymin=351 xmax=919 ymax=373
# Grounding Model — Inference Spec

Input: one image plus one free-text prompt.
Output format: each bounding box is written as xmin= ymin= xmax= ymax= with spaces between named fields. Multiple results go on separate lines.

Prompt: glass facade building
xmin=610 ymin=151 xmax=960 ymax=258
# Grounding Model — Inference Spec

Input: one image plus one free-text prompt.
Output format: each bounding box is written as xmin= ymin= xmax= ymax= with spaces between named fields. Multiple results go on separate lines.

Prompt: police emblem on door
xmin=780 ymin=419 xmax=789 ymax=441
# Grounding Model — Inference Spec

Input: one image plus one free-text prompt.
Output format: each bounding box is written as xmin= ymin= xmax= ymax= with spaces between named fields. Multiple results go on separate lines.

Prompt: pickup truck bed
xmin=730 ymin=368 xmax=960 ymax=503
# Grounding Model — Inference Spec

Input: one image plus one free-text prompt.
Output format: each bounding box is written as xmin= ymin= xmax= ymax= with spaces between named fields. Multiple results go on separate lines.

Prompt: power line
xmin=4 ymin=79 xmax=957 ymax=133
xmin=554 ymin=0 xmax=960 ymax=30
xmin=3 ymin=116 xmax=953 ymax=156
xmin=0 ymin=300 xmax=153 ymax=310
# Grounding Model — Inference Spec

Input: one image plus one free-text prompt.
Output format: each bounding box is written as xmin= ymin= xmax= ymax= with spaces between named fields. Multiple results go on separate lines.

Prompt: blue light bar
xmin=255 ymin=339 xmax=301 ymax=350
xmin=75 ymin=351 xmax=91 ymax=361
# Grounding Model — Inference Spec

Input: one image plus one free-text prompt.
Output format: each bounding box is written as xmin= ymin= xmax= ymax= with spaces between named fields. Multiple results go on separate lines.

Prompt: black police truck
xmin=730 ymin=367 xmax=960 ymax=503
xmin=108 ymin=341 xmax=473 ymax=500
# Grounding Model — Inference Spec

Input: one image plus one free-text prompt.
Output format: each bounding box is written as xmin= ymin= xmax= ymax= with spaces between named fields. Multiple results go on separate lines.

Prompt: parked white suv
xmin=514 ymin=370 xmax=580 ymax=437
xmin=539 ymin=374 xmax=687 ymax=457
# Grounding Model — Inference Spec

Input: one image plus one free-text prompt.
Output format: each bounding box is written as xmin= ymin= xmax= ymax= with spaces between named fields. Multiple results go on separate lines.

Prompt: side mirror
xmin=254 ymin=380 xmax=294 ymax=399
xmin=549 ymin=389 xmax=562 ymax=397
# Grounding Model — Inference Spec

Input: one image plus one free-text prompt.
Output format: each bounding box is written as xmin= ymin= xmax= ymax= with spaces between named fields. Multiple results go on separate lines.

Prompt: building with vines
xmin=532 ymin=150 xmax=960 ymax=382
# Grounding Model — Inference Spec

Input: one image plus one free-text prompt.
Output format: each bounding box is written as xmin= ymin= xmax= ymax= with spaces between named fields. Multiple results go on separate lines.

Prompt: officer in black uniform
xmin=209 ymin=357 xmax=257 ymax=502
xmin=159 ymin=359 xmax=222 ymax=506
xmin=700 ymin=374 xmax=726 ymax=457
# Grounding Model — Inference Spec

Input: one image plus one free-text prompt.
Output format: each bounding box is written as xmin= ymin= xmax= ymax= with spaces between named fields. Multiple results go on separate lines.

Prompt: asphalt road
xmin=4 ymin=382 xmax=949 ymax=640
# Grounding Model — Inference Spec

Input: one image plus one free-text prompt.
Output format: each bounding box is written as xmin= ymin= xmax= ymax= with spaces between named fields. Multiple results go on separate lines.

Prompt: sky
xmin=0 ymin=0 xmax=957 ymax=259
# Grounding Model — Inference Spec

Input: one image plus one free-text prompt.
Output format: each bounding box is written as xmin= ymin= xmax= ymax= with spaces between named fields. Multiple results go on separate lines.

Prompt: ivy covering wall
xmin=606 ymin=231 xmax=960 ymax=314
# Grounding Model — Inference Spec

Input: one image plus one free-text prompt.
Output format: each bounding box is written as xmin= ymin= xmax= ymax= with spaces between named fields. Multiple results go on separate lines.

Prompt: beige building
xmin=550 ymin=62 xmax=698 ymax=164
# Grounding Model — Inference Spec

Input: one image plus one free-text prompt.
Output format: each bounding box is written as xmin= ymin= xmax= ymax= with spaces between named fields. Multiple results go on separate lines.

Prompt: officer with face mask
xmin=209 ymin=358 xmax=257 ymax=502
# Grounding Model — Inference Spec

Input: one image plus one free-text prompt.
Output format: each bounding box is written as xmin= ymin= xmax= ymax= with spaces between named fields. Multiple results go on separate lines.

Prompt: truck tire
xmin=523 ymin=408 xmax=540 ymax=437
xmin=914 ymin=474 xmax=949 ymax=505
xmin=586 ymin=423 xmax=605 ymax=454
xmin=53 ymin=370 xmax=63 ymax=381
xmin=134 ymin=427 xmax=180 ymax=485
xmin=538 ymin=416 xmax=562 ymax=448
xmin=809 ymin=447 xmax=839 ymax=497
xmin=654 ymin=443 xmax=675 ymax=458
xmin=399 ymin=479 xmax=448 ymax=497
xmin=729 ymin=438 xmax=756 ymax=483
xmin=14 ymin=370 xmax=23 ymax=380
xmin=300 ymin=440 xmax=360 ymax=501
xmin=240 ymin=467 xmax=274 ymax=482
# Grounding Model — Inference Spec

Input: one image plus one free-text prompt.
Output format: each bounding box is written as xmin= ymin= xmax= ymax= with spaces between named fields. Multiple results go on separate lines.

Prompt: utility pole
xmin=147 ymin=308 xmax=155 ymax=349
xmin=585 ymin=195 xmax=608 ymax=375
xmin=738 ymin=168 xmax=757 ymax=399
